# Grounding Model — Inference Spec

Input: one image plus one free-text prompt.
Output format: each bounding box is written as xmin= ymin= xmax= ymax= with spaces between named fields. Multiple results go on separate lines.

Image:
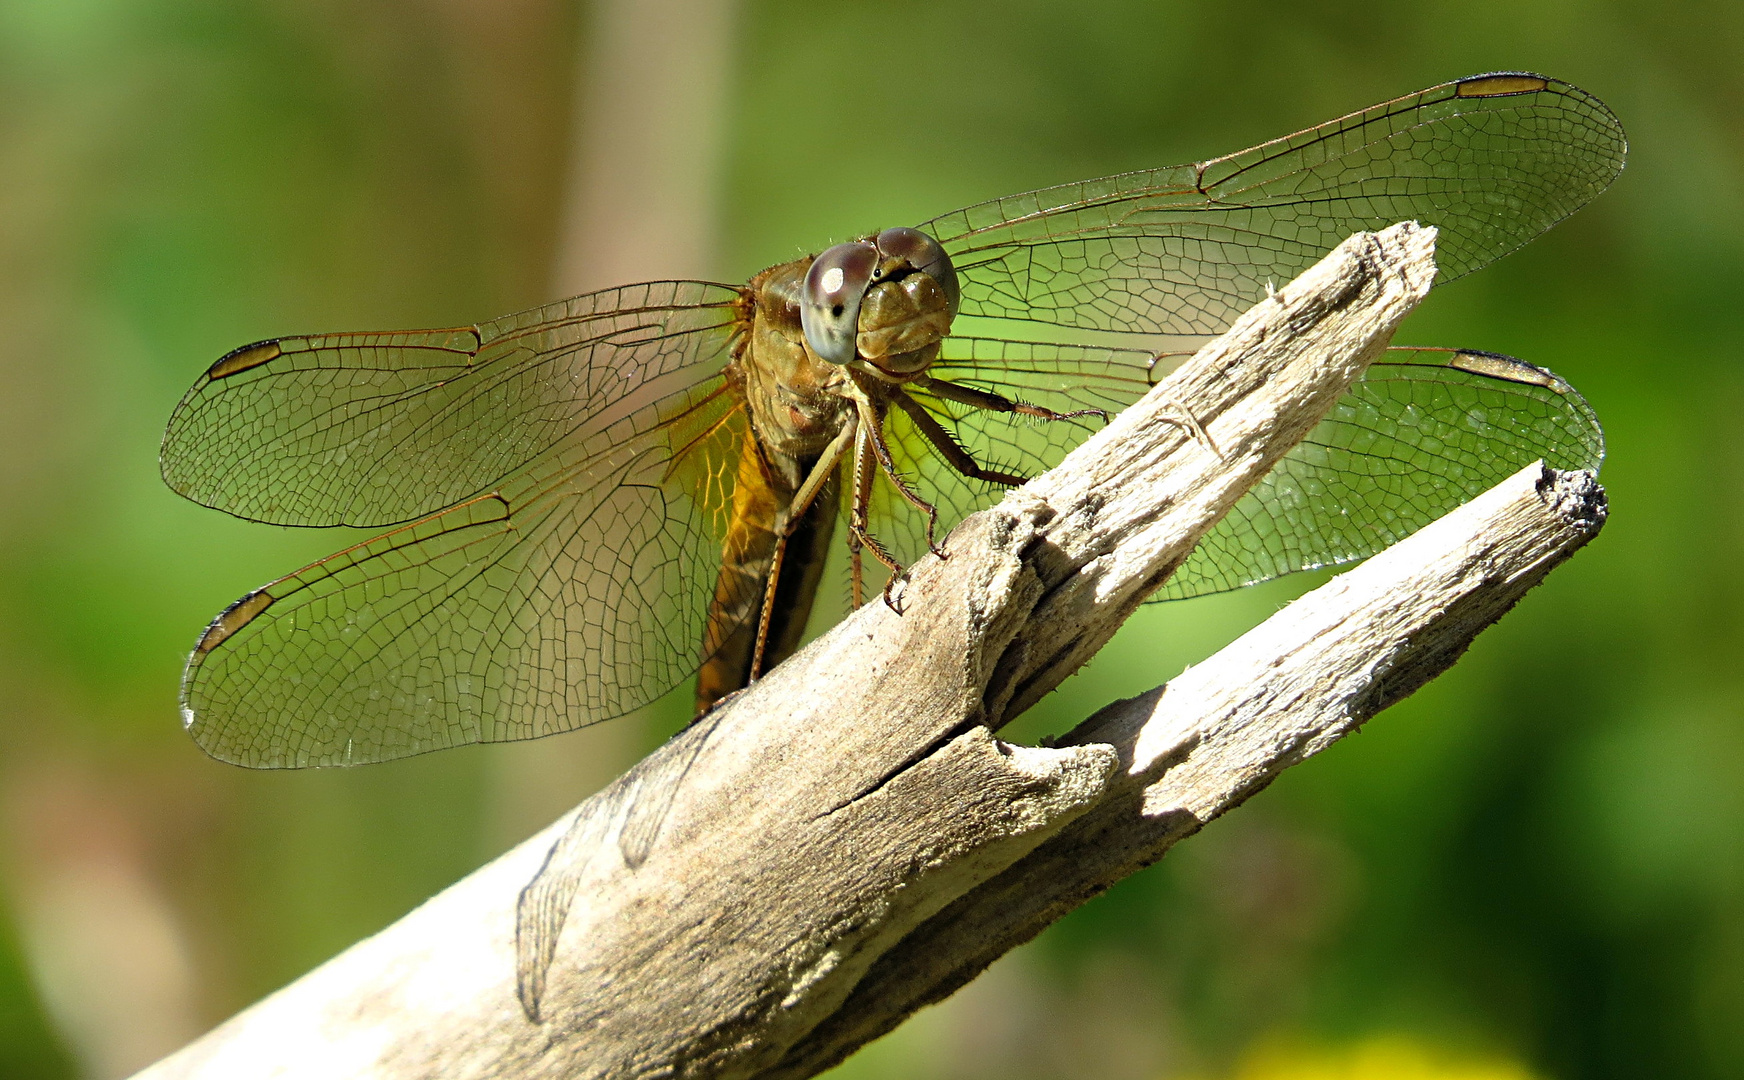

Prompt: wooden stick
xmin=768 ymin=459 xmax=1604 ymax=1078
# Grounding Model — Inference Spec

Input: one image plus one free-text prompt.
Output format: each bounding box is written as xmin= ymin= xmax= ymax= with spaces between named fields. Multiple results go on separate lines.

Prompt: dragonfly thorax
xmin=739 ymin=259 xmax=856 ymax=458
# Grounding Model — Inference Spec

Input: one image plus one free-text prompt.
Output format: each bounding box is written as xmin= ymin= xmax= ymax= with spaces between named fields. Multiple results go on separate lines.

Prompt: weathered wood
xmin=766 ymin=460 xmax=1605 ymax=1078
xmin=132 ymin=223 xmax=1605 ymax=1080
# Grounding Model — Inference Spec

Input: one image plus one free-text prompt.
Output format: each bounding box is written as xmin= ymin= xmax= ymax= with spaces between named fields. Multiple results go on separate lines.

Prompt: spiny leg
xmin=890 ymin=389 xmax=1028 ymax=488
xmin=925 ymin=372 xmax=1220 ymax=459
xmin=848 ymin=527 xmax=864 ymax=609
xmin=921 ymin=375 xmax=1110 ymax=424
xmin=841 ymin=375 xmax=1111 ymax=614
xmin=750 ymin=417 xmax=856 ymax=680
xmin=847 ymin=431 xmax=872 ymax=609
xmin=854 ymin=397 xmax=946 ymax=559
xmin=849 ymin=423 xmax=910 ymax=611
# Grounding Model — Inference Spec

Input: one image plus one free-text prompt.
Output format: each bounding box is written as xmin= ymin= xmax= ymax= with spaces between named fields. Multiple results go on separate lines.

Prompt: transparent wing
xmin=176 ymin=291 xmax=752 ymax=767
xmin=923 ymin=73 xmax=1626 ymax=339
xmin=1156 ymin=348 xmax=1603 ymax=599
xmin=860 ymin=346 xmax=1602 ymax=603
xmin=162 ymin=282 xmax=744 ymax=528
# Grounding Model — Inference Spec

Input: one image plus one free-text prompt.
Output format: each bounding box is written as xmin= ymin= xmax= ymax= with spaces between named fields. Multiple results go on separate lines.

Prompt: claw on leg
xmin=856 ymin=398 xmax=945 ymax=560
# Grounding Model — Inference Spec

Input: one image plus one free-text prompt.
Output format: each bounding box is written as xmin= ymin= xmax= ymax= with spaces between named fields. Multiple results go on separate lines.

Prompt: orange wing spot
xmin=196 ymin=589 xmax=275 ymax=655
xmin=1456 ymin=74 xmax=1549 ymax=98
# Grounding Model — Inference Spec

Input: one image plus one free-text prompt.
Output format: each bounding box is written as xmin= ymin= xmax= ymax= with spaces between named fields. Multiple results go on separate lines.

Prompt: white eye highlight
xmin=820 ymin=266 xmax=844 ymax=294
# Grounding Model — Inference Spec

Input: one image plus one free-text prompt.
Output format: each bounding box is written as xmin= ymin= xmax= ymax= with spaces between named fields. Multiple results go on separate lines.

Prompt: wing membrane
xmin=1156 ymin=349 xmax=1602 ymax=599
xmin=925 ymin=74 xmax=1625 ymax=338
xmin=161 ymin=282 xmax=744 ymax=528
xmin=864 ymin=346 xmax=1602 ymax=601
xmin=179 ymin=302 xmax=748 ymax=767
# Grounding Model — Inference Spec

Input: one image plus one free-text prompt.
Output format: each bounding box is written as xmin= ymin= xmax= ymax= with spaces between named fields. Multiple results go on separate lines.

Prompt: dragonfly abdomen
xmin=694 ymin=430 xmax=840 ymax=715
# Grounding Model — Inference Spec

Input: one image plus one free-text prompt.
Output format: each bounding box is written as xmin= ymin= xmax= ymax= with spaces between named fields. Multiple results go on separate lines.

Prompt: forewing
xmin=162 ymin=282 xmax=744 ymax=527
xmin=924 ymin=74 xmax=1625 ymax=338
xmin=181 ymin=311 xmax=749 ymax=767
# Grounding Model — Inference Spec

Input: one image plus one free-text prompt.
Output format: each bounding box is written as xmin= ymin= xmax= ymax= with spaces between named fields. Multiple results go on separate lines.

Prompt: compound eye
xmin=801 ymin=241 xmax=878 ymax=365
xmin=875 ymin=227 xmax=959 ymax=316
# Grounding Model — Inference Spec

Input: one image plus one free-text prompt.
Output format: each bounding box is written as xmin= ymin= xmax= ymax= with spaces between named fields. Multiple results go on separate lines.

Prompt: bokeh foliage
xmin=1 ymin=1 xmax=1741 ymax=1077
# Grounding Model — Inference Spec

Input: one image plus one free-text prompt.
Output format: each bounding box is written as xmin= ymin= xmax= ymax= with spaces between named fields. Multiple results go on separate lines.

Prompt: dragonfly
xmin=162 ymin=71 xmax=1623 ymax=776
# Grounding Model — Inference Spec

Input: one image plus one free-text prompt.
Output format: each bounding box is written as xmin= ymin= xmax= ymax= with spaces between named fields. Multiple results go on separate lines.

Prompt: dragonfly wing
xmin=162 ymin=282 xmax=744 ymax=527
xmin=180 ymin=306 xmax=751 ymax=767
xmin=1156 ymin=349 xmax=1604 ymax=600
xmin=924 ymin=74 xmax=1625 ymax=338
xmin=865 ymin=344 xmax=1600 ymax=604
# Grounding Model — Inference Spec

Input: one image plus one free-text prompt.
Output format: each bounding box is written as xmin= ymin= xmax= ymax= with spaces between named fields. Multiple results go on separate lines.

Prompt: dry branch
xmin=769 ymin=460 xmax=1604 ymax=1078
xmin=132 ymin=223 xmax=1606 ymax=1080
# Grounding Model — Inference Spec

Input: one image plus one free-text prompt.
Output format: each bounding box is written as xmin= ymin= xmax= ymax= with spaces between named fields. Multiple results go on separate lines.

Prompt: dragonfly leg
xmin=855 ymin=397 xmax=946 ymax=559
xmin=891 ymin=389 xmax=1028 ymax=487
xmin=849 ymin=423 xmax=911 ymax=612
xmin=926 ymin=373 xmax=1220 ymax=461
xmin=921 ymin=376 xmax=1110 ymax=424
xmin=848 ymin=527 xmax=865 ymax=609
xmin=750 ymin=417 xmax=856 ymax=681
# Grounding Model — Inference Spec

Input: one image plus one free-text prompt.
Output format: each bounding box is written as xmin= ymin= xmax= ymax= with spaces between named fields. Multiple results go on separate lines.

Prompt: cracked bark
xmin=131 ymin=223 xmax=1606 ymax=1080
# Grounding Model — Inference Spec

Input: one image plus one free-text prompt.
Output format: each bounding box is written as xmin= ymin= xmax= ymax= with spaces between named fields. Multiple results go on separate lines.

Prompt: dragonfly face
xmin=744 ymin=227 xmax=962 ymax=457
xmin=800 ymin=226 xmax=961 ymax=375
xmin=162 ymin=72 xmax=1624 ymax=769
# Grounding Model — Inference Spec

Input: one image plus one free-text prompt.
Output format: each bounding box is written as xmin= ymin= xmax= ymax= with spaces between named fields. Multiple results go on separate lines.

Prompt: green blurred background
xmin=1 ymin=1 xmax=1740 ymax=1077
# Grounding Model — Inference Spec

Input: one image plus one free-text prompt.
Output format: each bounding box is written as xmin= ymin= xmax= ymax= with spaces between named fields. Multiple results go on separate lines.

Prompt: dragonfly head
xmin=801 ymin=227 xmax=959 ymax=377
